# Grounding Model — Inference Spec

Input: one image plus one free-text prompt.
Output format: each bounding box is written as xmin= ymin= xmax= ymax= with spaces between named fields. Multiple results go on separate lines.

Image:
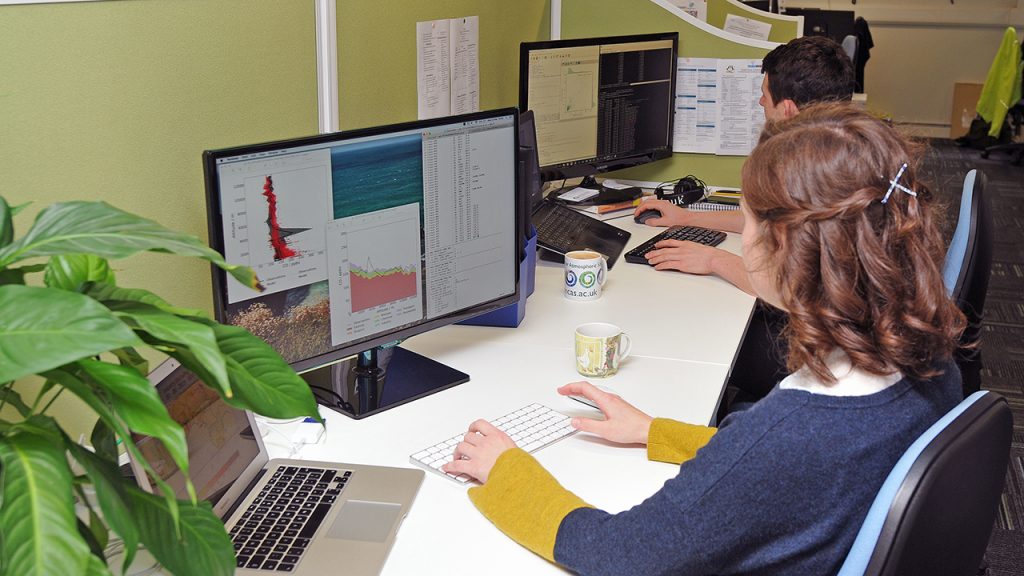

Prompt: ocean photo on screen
xmin=331 ymin=133 xmax=424 ymax=219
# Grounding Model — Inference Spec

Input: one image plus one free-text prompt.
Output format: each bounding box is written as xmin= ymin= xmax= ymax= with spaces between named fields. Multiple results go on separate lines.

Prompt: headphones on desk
xmin=654 ymin=175 xmax=707 ymax=206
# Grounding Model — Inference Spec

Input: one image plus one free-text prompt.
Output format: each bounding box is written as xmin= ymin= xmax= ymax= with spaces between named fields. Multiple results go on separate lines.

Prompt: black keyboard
xmin=229 ymin=465 xmax=350 ymax=572
xmin=533 ymin=203 xmax=593 ymax=252
xmin=624 ymin=226 xmax=727 ymax=264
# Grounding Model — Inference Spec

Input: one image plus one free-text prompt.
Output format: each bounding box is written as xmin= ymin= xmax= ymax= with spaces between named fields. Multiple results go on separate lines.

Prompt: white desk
xmin=441 ymin=218 xmax=755 ymax=366
xmin=268 ymin=219 xmax=756 ymax=575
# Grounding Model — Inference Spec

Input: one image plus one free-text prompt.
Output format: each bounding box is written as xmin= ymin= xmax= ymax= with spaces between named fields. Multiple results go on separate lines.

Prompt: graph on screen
xmin=349 ymin=259 xmax=418 ymax=313
xmin=244 ymin=167 xmax=326 ymax=267
xmin=327 ymin=203 xmax=424 ymax=344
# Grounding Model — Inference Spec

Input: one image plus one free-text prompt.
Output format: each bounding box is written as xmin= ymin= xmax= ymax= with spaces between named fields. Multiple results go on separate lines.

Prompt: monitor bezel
xmin=202 ymin=108 xmax=522 ymax=375
xmin=518 ymin=32 xmax=678 ymax=182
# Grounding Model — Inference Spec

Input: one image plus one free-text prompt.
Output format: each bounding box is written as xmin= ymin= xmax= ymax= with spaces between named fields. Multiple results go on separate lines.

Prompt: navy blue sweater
xmin=553 ymin=363 xmax=962 ymax=575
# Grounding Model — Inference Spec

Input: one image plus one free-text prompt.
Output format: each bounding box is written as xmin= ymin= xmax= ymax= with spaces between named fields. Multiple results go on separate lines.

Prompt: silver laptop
xmin=133 ymin=358 xmax=424 ymax=575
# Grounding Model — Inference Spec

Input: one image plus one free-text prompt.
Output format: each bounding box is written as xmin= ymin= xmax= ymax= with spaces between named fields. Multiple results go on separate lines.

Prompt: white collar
xmin=779 ymin=350 xmax=902 ymax=397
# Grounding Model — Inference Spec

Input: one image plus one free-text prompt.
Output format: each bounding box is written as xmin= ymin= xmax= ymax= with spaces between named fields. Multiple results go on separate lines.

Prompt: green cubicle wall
xmin=562 ymin=0 xmax=798 ymax=186
xmin=337 ymin=0 xmax=550 ymax=130
xmin=0 ymin=0 xmax=318 ymax=437
xmin=707 ymin=0 xmax=801 ymax=44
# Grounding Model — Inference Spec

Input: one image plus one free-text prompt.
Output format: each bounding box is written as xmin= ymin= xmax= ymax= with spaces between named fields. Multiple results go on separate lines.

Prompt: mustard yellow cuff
xmin=646 ymin=418 xmax=717 ymax=465
xmin=468 ymin=448 xmax=591 ymax=562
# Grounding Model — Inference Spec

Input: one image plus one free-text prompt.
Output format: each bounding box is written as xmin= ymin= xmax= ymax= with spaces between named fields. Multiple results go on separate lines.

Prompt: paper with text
xmin=673 ymin=57 xmax=718 ymax=154
xmin=715 ymin=59 xmax=765 ymax=156
xmin=417 ymin=19 xmax=451 ymax=119
xmin=450 ymin=16 xmax=480 ymax=115
xmin=723 ymin=14 xmax=772 ymax=41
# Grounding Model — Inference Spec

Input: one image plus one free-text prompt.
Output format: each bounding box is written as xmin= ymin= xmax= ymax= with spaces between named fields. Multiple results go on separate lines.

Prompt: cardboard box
xmin=950 ymin=82 xmax=984 ymax=139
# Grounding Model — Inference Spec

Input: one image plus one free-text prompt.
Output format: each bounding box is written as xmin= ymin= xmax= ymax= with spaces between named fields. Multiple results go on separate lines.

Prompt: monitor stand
xmin=298 ymin=346 xmax=469 ymax=419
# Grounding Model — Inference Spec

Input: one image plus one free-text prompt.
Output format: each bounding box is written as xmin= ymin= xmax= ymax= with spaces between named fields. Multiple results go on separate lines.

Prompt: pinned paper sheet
xmin=673 ymin=58 xmax=765 ymax=156
xmin=416 ymin=20 xmax=451 ymax=119
xmin=417 ymin=16 xmax=479 ymax=120
xmin=723 ymin=14 xmax=772 ymax=41
xmin=716 ymin=59 xmax=765 ymax=156
xmin=667 ymin=0 xmax=707 ymax=21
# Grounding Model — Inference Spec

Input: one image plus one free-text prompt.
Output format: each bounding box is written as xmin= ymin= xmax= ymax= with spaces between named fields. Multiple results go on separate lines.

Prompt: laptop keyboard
xmin=229 ymin=465 xmax=350 ymax=572
xmin=624 ymin=225 xmax=727 ymax=264
xmin=410 ymin=404 xmax=576 ymax=483
xmin=533 ymin=204 xmax=593 ymax=252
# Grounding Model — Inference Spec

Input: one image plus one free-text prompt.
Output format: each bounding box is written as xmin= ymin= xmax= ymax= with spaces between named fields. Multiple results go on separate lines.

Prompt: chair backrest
xmin=941 ymin=169 xmax=994 ymax=394
xmin=841 ymin=35 xmax=859 ymax=67
xmin=838 ymin=390 xmax=1012 ymax=576
xmin=943 ymin=169 xmax=993 ymax=308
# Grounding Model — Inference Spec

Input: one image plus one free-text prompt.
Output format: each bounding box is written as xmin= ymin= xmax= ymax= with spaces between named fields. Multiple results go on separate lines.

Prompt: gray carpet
xmin=920 ymin=139 xmax=1024 ymax=576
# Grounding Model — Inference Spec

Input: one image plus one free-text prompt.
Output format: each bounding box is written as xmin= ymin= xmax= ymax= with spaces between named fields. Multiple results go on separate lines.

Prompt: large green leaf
xmin=64 ymin=434 xmax=139 ymax=573
xmin=85 ymin=552 xmax=114 ymax=576
xmin=85 ymin=282 xmax=207 ymax=319
xmin=127 ymin=487 xmax=234 ymax=576
xmin=0 ymin=285 xmax=141 ymax=383
xmin=43 ymin=254 xmax=115 ymax=291
xmin=0 ymin=201 xmax=260 ymax=290
xmin=175 ymin=322 xmax=320 ymax=421
xmin=0 ymin=417 xmax=91 ymax=576
xmin=44 ymin=368 xmax=183 ymax=525
xmin=0 ymin=196 xmax=12 ymax=248
xmin=109 ymin=303 xmax=229 ymax=396
xmin=75 ymin=360 xmax=189 ymax=479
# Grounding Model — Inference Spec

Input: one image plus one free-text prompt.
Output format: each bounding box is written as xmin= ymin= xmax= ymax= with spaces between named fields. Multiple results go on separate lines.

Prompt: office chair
xmin=841 ymin=35 xmax=859 ymax=70
xmin=838 ymin=390 xmax=1013 ymax=576
xmin=980 ymin=99 xmax=1024 ymax=165
xmin=941 ymin=169 xmax=994 ymax=396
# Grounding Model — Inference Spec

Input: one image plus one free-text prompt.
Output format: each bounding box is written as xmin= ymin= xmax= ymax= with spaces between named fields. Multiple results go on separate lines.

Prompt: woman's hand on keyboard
xmin=441 ymin=419 xmax=517 ymax=483
xmin=558 ymin=381 xmax=653 ymax=446
xmin=644 ymin=239 xmax=722 ymax=275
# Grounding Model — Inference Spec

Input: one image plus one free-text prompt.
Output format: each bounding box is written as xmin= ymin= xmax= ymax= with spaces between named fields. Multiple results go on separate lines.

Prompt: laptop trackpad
xmin=326 ymin=500 xmax=402 ymax=543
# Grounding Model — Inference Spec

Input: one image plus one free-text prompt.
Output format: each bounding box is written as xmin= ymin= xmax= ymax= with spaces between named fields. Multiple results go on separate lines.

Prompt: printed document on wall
xmin=667 ymin=0 xmax=707 ymax=21
xmin=716 ymin=59 xmax=765 ymax=156
xmin=450 ymin=16 xmax=479 ymax=115
xmin=417 ymin=19 xmax=451 ymax=119
xmin=723 ymin=14 xmax=771 ymax=41
xmin=673 ymin=57 xmax=718 ymax=154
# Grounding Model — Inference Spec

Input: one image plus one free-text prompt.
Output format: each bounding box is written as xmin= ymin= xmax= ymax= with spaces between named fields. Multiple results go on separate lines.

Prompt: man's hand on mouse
xmin=633 ymin=199 xmax=691 ymax=227
xmin=558 ymin=381 xmax=653 ymax=445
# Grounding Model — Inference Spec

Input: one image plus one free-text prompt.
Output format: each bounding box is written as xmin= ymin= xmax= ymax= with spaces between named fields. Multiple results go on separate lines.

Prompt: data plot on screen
xmin=327 ymin=203 xmax=424 ymax=344
xmin=243 ymin=167 xmax=327 ymax=267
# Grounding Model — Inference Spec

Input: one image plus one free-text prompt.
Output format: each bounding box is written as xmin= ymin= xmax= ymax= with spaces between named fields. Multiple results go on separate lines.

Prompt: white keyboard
xmin=409 ymin=403 xmax=577 ymax=483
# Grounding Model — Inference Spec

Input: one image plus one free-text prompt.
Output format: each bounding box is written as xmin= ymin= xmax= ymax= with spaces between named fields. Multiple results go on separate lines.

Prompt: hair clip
xmin=880 ymin=162 xmax=917 ymax=204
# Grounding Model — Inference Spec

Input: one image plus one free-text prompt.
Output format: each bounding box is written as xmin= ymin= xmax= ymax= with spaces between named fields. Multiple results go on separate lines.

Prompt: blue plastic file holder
xmin=458 ymin=228 xmax=537 ymax=328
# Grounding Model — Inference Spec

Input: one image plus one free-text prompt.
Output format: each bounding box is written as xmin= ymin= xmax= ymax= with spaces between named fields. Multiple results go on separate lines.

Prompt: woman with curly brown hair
xmin=442 ymin=103 xmax=967 ymax=575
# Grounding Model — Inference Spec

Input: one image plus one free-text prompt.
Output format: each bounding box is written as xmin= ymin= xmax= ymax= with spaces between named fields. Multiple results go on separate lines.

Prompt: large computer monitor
xmin=203 ymin=109 xmax=521 ymax=418
xmin=519 ymin=32 xmax=678 ymax=187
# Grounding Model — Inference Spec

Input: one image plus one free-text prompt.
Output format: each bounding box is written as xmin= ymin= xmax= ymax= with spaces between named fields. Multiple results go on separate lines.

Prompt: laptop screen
xmin=135 ymin=359 xmax=267 ymax=518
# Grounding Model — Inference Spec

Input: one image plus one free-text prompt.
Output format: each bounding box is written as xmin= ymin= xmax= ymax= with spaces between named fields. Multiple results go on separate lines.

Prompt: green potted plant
xmin=0 ymin=195 xmax=321 ymax=576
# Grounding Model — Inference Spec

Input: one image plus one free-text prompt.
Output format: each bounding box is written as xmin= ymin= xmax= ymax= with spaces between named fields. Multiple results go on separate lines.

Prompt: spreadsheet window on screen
xmin=525 ymin=38 xmax=675 ymax=171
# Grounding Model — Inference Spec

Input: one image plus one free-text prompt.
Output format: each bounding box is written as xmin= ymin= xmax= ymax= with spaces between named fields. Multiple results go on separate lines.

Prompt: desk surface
xmin=271 ymin=218 xmax=756 ymax=575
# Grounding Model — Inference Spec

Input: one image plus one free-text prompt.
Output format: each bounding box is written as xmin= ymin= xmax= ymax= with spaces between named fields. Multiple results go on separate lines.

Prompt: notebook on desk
xmin=132 ymin=359 xmax=423 ymax=575
xmin=520 ymin=111 xmax=631 ymax=269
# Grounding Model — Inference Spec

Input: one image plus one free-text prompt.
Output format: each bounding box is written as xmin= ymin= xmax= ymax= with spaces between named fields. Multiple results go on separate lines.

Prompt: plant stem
xmin=39 ymin=387 xmax=65 ymax=415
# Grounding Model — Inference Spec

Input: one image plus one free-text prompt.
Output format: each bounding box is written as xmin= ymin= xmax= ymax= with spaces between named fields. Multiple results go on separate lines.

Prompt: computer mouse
xmin=634 ymin=208 xmax=662 ymax=225
xmin=567 ymin=385 xmax=617 ymax=410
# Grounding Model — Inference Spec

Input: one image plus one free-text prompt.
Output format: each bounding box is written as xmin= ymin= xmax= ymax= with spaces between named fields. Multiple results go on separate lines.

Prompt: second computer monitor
xmin=519 ymin=32 xmax=678 ymax=183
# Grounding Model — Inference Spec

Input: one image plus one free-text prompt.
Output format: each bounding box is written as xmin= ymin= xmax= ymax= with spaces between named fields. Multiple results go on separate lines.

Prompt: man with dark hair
xmin=760 ymin=35 xmax=856 ymax=120
xmin=632 ymin=35 xmax=855 ymax=408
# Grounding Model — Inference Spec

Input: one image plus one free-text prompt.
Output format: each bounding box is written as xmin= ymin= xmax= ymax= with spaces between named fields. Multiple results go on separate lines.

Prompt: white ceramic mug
xmin=564 ymin=250 xmax=607 ymax=301
xmin=574 ymin=322 xmax=632 ymax=378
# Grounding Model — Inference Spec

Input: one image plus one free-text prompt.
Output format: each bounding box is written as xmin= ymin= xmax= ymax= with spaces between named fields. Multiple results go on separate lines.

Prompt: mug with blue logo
xmin=564 ymin=250 xmax=607 ymax=301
